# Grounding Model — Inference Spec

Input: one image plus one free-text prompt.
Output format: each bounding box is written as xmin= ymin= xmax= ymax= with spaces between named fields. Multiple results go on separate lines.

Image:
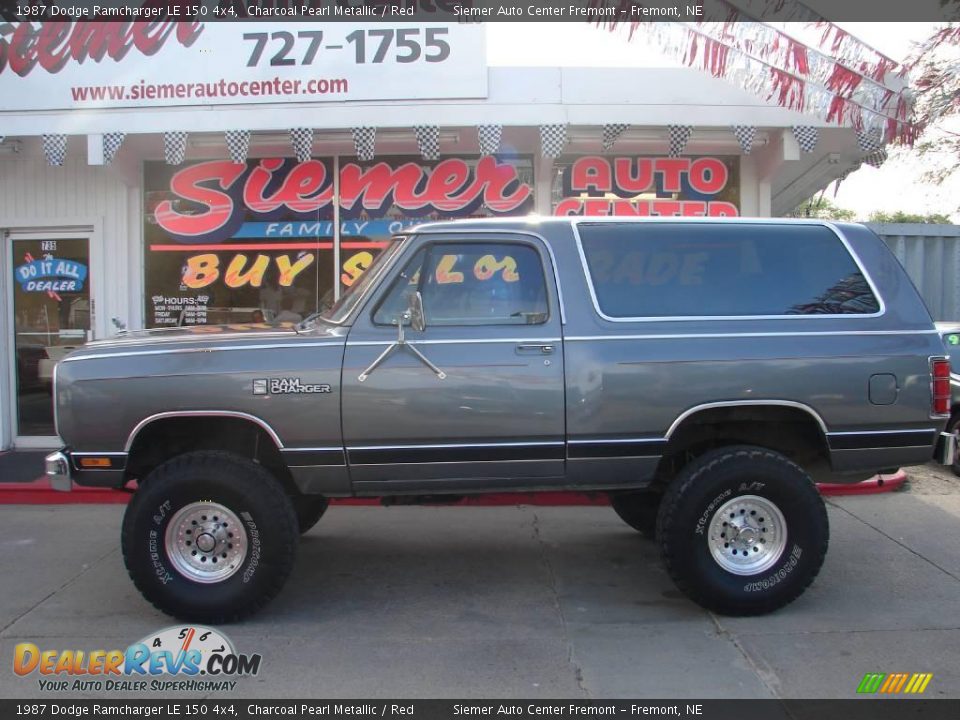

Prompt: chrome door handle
xmin=516 ymin=344 xmax=554 ymax=355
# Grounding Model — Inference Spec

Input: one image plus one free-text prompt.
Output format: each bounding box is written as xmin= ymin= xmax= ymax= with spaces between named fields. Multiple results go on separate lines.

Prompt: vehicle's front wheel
xmin=122 ymin=451 xmax=298 ymax=623
xmin=657 ymin=445 xmax=828 ymax=616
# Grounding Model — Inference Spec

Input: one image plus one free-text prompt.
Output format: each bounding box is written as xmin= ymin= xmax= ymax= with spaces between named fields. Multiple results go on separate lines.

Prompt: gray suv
xmin=46 ymin=218 xmax=955 ymax=622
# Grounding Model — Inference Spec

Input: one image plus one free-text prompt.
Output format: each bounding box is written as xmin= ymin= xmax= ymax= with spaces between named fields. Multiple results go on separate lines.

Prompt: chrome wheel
xmin=164 ymin=502 xmax=248 ymax=584
xmin=707 ymin=495 xmax=787 ymax=576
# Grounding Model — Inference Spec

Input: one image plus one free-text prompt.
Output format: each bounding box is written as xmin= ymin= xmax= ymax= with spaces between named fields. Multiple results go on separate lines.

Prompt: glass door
xmin=10 ymin=236 xmax=91 ymax=438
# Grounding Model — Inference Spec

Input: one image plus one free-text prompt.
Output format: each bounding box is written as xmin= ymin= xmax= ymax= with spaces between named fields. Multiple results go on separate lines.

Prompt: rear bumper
xmin=44 ymin=450 xmax=72 ymax=492
xmin=934 ymin=431 xmax=956 ymax=466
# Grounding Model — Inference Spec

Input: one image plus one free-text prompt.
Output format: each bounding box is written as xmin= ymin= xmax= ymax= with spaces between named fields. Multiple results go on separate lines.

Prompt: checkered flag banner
xmin=540 ymin=124 xmax=567 ymax=158
xmin=102 ymin=132 xmax=125 ymax=165
xmin=667 ymin=125 xmax=692 ymax=158
xmin=414 ymin=125 xmax=440 ymax=161
xmin=856 ymin=128 xmax=884 ymax=153
xmin=352 ymin=126 xmax=376 ymax=161
xmin=731 ymin=125 xmax=756 ymax=155
xmin=863 ymin=149 xmax=888 ymax=168
xmin=477 ymin=124 xmax=502 ymax=156
xmin=792 ymin=126 xmax=820 ymax=153
xmin=164 ymin=132 xmax=188 ymax=165
xmin=602 ymin=124 xmax=629 ymax=151
xmin=290 ymin=128 xmax=313 ymax=163
xmin=225 ymin=130 xmax=250 ymax=165
xmin=42 ymin=134 xmax=67 ymax=166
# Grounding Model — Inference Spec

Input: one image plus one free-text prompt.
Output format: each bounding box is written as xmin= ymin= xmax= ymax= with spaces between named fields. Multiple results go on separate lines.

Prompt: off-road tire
xmin=294 ymin=496 xmax=330 ymax=534
xmin=609 ymin=491 xmax=662 ymax=538
xmin=656 ymin=445 xmax=828 ymax=616
xmin=122 ymin=451 xmax=298 ymax=623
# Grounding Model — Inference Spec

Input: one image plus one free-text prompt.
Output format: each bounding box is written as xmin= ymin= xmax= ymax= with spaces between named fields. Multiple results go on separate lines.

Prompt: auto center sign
xmin=0 ymin=21 xmax=487 ymax=111
xmin=555 ymin=156 xmax=740 ymax=217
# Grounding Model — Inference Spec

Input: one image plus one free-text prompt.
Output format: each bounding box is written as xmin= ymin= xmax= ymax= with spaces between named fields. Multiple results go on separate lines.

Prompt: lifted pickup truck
xmin=47 ymin=218 xmax=955 ymax=622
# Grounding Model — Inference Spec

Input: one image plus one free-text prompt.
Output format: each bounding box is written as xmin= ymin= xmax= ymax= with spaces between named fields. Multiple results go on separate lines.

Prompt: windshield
xmin=299 ymin=237 xmax=406 ymax=329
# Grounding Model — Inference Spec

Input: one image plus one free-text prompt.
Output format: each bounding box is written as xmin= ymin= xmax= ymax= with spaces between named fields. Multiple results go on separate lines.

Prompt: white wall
xmin=0 ymin=144 xmax=141 ymax=448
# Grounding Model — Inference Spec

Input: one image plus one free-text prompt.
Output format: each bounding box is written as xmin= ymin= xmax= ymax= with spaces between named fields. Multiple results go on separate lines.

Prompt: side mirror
xmin=408 ymin=291 xmax=426 ymax=332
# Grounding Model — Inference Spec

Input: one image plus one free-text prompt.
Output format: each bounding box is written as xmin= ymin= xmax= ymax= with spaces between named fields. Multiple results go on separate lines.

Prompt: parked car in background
xmin=936 ymin=322 xmax=960 ymax=476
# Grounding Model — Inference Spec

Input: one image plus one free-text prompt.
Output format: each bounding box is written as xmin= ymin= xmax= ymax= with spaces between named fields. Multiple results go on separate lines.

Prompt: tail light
xmin=931 ymin=357 xmax=951 ymax=416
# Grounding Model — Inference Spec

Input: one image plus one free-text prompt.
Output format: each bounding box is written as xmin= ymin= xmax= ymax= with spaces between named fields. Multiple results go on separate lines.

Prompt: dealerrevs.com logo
xmin=13 ymin=625 xmax=261 ymax=693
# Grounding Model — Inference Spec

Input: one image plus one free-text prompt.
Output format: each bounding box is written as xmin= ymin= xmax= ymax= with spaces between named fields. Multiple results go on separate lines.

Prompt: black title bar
xmin=1 ymin=0 xmax=959 ymax=22
xmin=1 ymin=700 xmax=960 ymax=720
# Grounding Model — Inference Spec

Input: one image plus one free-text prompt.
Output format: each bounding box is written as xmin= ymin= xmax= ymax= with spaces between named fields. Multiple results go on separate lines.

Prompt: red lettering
xmin=340 ymin=156 xmax=529 ymax=214
xmin=680 ymin=201 xmax=707 ymax=217
xmin=154 ymin=161 xmax=246 ymax=236
xmin=553 ymin=198 xmax=582 ymax=216
xmin=651 ymin=200 xmax=682 ymax=216
xmin=689 ymin=158 xmax=728 ymax=194
xmin=583 ymin=199 xmax=611 ymax=216
xmin=611 ymin=200 xmax=648 ymax=216
xmin=129 ymin=21 xmax=174 ymax=55
xmin=7 ymin=22 xmax=38 ymax=76
xmin=613 ymin=158 xmax=653 ymax=193
xmin=35 ymin=22 xmax=71 ymax=74
xmin=657 ymin=159 xmax=690 ymax=193
xmin=707 ymin=201 xmax=739 ymax=217
xmin=570 ymin=157 xmax=611 ymax=193
xmin=244 ymin=159 xmax=331 ymax=214
xmin=0 ymin=21 xmax=204 ymax=77
xmin=426 ymin=159 xmax=471 ymax=212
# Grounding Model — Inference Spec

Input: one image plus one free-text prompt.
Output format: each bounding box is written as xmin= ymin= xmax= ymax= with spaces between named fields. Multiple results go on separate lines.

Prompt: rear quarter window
xmin=577 ymin=223 xmax=881 ymax=319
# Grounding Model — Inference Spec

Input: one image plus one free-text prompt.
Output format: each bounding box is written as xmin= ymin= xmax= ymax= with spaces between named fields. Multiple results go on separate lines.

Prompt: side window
xmin=373 ymin=248 xmax=426 ymax=325
xmin=578 ymin=223 xmax=881 ymax=318
xmin=373 ymin=242 xmax=549 ymax=326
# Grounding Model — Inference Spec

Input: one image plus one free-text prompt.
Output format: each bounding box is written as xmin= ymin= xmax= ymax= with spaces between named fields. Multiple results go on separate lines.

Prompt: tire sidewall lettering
xmin=695 ymin=487 xmax=732 ymax=535
xmin=240 ymin=511 xmax=261 ymax=584
xmin=743 ymin=543 xmax=803 ymax=593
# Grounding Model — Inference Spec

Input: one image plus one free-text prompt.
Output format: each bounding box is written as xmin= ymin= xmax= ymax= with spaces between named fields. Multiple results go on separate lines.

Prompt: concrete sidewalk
xmin=0 ymin=466 xmax=958 ymax=700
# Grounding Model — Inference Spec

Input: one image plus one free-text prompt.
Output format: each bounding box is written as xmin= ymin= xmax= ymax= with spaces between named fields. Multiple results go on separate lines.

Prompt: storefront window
xmin=144 ymin=158 xmax=335 ymax=328
xmin=143 ymin=155 xmax=534 ymax=328
xmin=551 ymin=156 xmax=740 ymax=217
xmin=337 ymin=154 xmax=535 ymax=294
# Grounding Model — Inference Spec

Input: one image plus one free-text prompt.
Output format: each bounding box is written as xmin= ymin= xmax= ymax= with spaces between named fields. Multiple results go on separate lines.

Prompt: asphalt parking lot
xmin=1 ymin=465 xmax=958 ymax=700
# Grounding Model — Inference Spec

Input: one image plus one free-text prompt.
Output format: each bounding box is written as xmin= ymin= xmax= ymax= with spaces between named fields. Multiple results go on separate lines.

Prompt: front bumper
xmin=934 ymin=431 xmax=957 ymax=466
xmin=45 ymin=450 xmax=72 ymax=492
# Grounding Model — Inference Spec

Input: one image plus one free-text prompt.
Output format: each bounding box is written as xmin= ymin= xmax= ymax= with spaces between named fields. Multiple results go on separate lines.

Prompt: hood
xmin=60 ymin=322 xmax=350 ymax=364
xmin=82 ymin=322 xmax=301 ymax=350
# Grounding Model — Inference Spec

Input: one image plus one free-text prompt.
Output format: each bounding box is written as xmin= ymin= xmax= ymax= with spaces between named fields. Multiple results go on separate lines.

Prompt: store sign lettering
xmin=554 ymin=156 xmax=739 ymax=217
xmin=15 ymin=257 xmax=87 ymax=293
xmin=0 ymin=21 xmax=204 ymax=77
xmin=154 ymin=156 xmax=531 ymax=244
xmin=182 ymin=253 xmax=315 ymax=290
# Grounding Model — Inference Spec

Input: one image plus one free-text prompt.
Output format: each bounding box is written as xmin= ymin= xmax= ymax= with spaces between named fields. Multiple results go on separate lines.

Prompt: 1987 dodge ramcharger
xmin=47 ymin=218 xmax=955 ymax=621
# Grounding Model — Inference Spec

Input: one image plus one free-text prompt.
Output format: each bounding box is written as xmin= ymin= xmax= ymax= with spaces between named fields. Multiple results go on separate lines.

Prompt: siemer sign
xmin=0 ymin=20 xmax=488 ymax=111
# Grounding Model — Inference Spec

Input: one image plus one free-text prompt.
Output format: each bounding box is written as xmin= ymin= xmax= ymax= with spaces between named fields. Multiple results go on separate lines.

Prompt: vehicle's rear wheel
xmin=947 ymin=413 xmax=960 ymax=478
xmin=121 ymin=450 xmax=298 ymax=623
xmin=294 ymin=496 xmax=330 ymax=534
xmin=609 ymin=491 xmax=661 ymax=538
xmin=657 ymin=445 xmax=828 ymax=616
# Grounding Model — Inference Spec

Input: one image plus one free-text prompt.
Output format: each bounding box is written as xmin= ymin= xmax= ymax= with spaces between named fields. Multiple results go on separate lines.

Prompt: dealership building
xmin=0 ymin=20 xmax=908 ymax=449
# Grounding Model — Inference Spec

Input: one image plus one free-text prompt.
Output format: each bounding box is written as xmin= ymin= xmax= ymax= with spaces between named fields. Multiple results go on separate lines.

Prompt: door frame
xmin=3 ymin=219 xmax=104 ymax=448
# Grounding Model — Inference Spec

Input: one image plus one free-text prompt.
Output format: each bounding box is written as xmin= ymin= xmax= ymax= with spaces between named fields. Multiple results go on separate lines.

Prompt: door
xmin=341 ymin=234 xmax=565 ymax=492
xmin=9 ymin=235 xmax=92 ymax=441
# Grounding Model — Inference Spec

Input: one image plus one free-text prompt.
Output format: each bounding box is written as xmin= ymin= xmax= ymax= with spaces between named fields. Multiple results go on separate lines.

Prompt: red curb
xmin=816 ymin=469 xmax=907 ymax=496
xmin=0 ymin=472 xmax=907 ymax=505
